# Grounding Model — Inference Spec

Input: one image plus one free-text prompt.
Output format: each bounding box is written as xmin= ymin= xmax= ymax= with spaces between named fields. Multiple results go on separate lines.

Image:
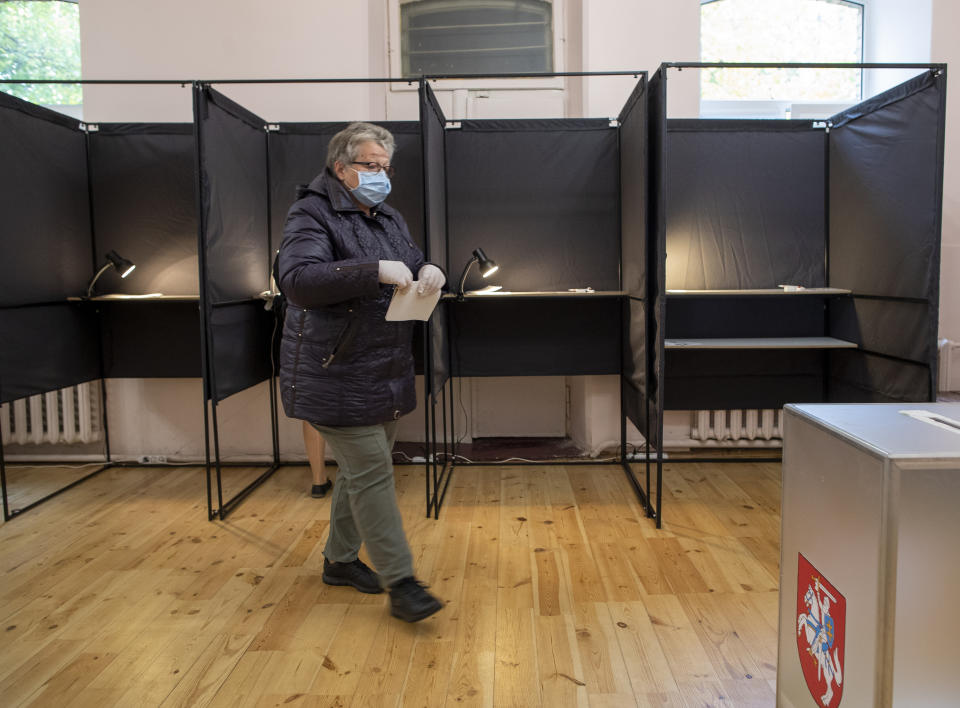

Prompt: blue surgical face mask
xmin=349 ymin=167 xmax=392 ymax=207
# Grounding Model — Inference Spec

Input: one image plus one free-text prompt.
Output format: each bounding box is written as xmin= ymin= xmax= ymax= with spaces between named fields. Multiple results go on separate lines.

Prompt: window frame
xmin=387 ymin=0 xmax=566 ymax=92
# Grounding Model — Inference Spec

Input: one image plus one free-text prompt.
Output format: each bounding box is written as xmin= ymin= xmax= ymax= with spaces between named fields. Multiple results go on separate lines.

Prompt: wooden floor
xmin=0 ymin=459 xmax=782 ymax=707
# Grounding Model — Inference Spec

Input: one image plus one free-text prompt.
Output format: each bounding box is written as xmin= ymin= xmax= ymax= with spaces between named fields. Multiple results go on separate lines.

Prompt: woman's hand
xmin=417 ymin=264 xmax=445 ymax=296
xmin=378 ymin=260 xmax=414 ymax=289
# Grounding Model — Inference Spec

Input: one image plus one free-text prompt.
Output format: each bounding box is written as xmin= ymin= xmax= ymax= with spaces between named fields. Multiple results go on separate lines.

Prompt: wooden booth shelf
xmin=453 ymin=290 xmax=628 ymax=298
xmin=665 ymin=337 xmax=858 ymax=350
xmin=666 ymin=287 xmax=852 ymax=296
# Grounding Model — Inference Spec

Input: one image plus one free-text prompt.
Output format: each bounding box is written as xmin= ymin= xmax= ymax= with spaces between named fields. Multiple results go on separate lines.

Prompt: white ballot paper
xmin=385 ymin=283 xmax=442 ymax=321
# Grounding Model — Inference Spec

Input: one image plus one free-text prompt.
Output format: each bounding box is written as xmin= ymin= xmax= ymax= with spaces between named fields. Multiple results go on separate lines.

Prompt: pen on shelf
xmin=568 ymin=287 xmax=595 ymax=293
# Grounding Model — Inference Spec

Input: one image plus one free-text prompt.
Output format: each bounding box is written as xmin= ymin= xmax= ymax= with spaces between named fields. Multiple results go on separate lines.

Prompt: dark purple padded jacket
xmin=276 ymin=169 xmax=426 ymax=427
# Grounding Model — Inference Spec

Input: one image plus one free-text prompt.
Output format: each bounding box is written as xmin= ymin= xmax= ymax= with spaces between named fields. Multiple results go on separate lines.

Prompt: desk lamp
xmin=457 ymin=248 xmax=499 ymax=301
xmin=85 ymin=250 xmax=136 ymax=298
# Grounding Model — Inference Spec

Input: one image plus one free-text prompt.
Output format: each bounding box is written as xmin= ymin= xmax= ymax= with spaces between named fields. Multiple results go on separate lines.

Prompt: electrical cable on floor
xmin=6 ymin=462 xmax=105 ymax=470
xmin=452 ymin=329 xmax=470 ymax=447
xmin=432 ymin=452 xmax=621 ymax=465
xmin=435 ymin=452 xmax=473 ymax=463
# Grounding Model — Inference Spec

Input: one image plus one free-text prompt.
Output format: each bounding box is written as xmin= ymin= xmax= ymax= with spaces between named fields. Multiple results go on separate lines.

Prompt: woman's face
xmin=335 ymin=140 xmax=392 ymax=190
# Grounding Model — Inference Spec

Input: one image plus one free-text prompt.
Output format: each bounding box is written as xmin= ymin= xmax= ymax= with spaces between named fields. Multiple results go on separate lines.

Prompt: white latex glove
xmin=417 ymin=264 xmax=446 ymax=296
xmin=378 ymin=260 xmax=413 ymax=289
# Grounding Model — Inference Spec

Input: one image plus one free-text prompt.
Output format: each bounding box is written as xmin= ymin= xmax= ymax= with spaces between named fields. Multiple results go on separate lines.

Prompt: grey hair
xmin=326 ymin=122 xmax=396 ymax=171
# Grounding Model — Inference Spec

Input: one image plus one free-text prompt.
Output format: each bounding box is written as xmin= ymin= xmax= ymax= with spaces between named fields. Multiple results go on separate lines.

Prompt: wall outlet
xmin=138 ymin=454 xmax=167 ymax=464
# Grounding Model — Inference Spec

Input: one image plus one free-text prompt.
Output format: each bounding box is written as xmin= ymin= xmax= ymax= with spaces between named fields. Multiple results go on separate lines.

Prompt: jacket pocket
xmin=322 ymin=317 xmax=359 ymax=368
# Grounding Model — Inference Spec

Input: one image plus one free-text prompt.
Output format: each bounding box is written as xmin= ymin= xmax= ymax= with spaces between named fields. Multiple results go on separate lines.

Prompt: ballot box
xmin=777 ymin=403 xmax=960 ymax=708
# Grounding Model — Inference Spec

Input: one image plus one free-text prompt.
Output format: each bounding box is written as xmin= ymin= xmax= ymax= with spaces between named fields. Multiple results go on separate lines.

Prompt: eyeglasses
xmin=351 ymin=161 xmax=395 ymax=178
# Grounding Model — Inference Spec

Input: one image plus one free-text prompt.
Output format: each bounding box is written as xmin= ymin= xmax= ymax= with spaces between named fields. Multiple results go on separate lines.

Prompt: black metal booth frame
xmin=642 ymin=61 xmax=947 ymax=515
xmin=1 ymin=64 xmax=947 ymax=529
xmin=416 ymin=71 xmax=661 ymax=525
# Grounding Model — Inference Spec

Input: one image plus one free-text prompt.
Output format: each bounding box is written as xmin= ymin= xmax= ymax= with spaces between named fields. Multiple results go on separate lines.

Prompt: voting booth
xmin=642 ymin=63 xmax=947 ymax=529
xmin=778 ymin=403 xmax=960 ymax=708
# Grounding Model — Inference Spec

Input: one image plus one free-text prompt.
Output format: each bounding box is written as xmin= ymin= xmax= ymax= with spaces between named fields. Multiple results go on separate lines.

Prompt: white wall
xmin=932 ymin=0 xmax=960 ymax=345
xmin=863 ymin=0 xmax=933 ymax=97
xmin=582 ymin=0 xmax=700 ymax=118
xmin=79 ymin=0 xmax=384 ymax=122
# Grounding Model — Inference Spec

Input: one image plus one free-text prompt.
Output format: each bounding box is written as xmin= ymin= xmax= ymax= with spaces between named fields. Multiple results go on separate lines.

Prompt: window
xmin=700 ymin=0 xmax=863 ymax=109
xmin=400 ymin=0 xmax=553 ymax=77
xmin=0 ymin=0 xmax=81 ymax=106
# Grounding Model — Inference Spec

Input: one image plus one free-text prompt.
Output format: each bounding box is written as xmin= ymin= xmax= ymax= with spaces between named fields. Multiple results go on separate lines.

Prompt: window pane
xmin=402 ymin=0 xmax=553 ymax=76
xmin=0 ymin=0 xmax=81 ymax=105
xmin=701 ymin=0 xmax=863 ymax=101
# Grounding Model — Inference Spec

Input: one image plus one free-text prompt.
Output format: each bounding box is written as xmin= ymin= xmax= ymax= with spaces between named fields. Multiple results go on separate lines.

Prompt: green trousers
xmin=311 ymin=421 xmax=414 ymax=588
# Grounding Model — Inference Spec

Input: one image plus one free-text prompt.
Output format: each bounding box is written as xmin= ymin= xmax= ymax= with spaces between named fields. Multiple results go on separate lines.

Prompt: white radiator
xmin=1 ymin=382 xmax=103 ymax=445
xmin=939 ymin=339 xmax=960 ymax=392
xmin=690 ymin=409 xmax=782 ymax=443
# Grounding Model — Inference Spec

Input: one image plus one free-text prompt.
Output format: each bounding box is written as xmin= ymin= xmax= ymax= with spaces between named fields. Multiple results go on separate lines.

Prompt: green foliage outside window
xmin=701 ymin=0 xmax=863 ymax=102
xmin=0 ymin=0 xmax=81 ymax=105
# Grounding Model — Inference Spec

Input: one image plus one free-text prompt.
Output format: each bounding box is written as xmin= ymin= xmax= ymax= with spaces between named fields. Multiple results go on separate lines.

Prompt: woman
xmin=276 ymin=122 xmax=444 ymax=623
xmin=304 ymin=422 xmax=332 ymax=498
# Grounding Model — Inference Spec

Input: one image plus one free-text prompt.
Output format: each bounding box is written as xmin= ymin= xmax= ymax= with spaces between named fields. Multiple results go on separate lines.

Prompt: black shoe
xmin=389 ymin=577 xmax=443 ymax=622
xmin=322 ymin=557 xmax=382 ymax=594
xmin=311 ymin=480 xmax=333 ymax=498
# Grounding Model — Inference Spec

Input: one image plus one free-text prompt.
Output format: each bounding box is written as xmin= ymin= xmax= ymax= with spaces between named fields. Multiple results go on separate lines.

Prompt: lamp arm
xmin=85 ymin=262 xmax=113 ymax=299
xmin=457 ymin=256 xmax=479 ymax=301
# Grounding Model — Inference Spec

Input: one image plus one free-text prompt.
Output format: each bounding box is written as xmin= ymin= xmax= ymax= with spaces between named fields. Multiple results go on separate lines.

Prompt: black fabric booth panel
xmin=0 ymin=304 xmax=100 ymax=404
xmin=87 ymin=125 xmax=199 ymax=297
xmin=449 ymin=297 xmax=621 ymax=377
xmin=828 ymin=297 xmax=937 ymax=367
xmin=616 ymin=76 xmax=650 ymax=456
xmin=828 ymin=349 xmax=932 ymax=403
xmin=828 ymin=73 xmax=944 ymax=301
xmin=623 ymin=297 xmax=647 ymax=399
xmin=825 ymin=72 xmax=943 ymax=402
xmin=267 ymin=123 xmax=425 ymax=257
xmin=665 ymin=122 xmax=826 ymax=291
xmin=446 ymin=119 xmax=621 ymax=294
xmin=199 ymin=89 xmax=270 ymax=305
xmin=621 ymin=378 xmax=651 ymax=447
xmin=420 ymin=84 xmax=447 ymax=269
xmin=420 ymin=83 xmax=451 ymax=397
xmin=98 ymin=300 xmax=202 ymax=379
xmin=0 ymin=93 xmax=92 ymax=307
xmin=619 ymin=78 xmax=648 ymax=300
xmin=665 ymin=296 xmax=826 ymax=339
xmin=209 ymin=301 xmax=274 ymax=402
xmin=645 ymin=69 xmax=668 ymax=436
xmin=664 ymin=348 xmax=826 ymax=410
xmin=622 ymin=297 xmax=651 ymax=439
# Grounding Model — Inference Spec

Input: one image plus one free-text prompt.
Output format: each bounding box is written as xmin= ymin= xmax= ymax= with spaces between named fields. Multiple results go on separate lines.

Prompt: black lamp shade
xmin=106 ymin=250 xmax=136 ymax=278
xmin=85 ymin=250 xmax=137 ymax=297
xmin=458 ymin=247 xmax=500 ymax=300
xmin=474 ymin=248 xmax=499 ymax=278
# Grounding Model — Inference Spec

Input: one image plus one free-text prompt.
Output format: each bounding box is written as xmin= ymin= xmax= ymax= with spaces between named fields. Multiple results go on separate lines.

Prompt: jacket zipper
xmin=322 ymin=316 xmax=356 ymax=368
xmin=290 ymin=308 xmax=306 ymax=408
